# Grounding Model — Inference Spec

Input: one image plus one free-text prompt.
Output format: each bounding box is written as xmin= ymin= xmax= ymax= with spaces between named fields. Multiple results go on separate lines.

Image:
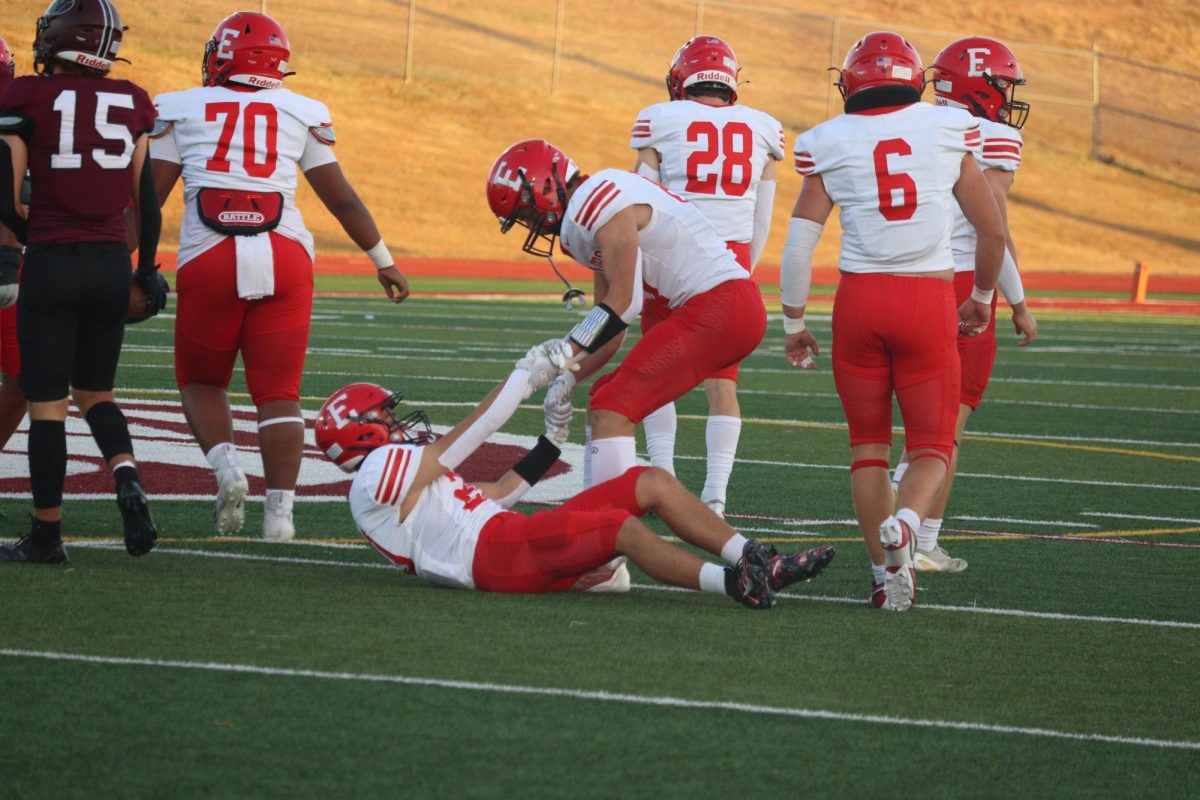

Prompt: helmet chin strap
xmin=547 ymin=255 xmax=587 ymax=310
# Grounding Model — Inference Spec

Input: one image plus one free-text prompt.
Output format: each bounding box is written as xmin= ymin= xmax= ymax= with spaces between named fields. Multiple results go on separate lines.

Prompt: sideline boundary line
xmin=1 ymin=648 xmax=1196 ymax=752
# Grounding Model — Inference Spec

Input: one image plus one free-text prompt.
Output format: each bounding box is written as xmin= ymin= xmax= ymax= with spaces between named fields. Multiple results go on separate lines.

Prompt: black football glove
xmin=134 ymin=265 xmax=170 ymax=318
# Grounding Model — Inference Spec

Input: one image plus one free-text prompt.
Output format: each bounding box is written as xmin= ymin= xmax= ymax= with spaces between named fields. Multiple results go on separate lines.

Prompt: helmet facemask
xmin=500 ymin=164 xmax=569 ymax=258
xmin=354 ymin=390 xmax=434 ymax=447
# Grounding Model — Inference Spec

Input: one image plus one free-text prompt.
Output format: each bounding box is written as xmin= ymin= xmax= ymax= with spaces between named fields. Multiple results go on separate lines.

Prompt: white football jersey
xmin=558 ymin=169 xmax=747 ymax=308
xmin=150 ymin=86 xmax=338 ymax=267
xmin=630 ymin=101 xmax=784 ymax=243
xmin=349 ymin=444 xmax=505 ymax=589
xmin=794 ymin=103 xmax=981 ymax=274
xmin=950 ymin=118 xmax=1023 ymax=272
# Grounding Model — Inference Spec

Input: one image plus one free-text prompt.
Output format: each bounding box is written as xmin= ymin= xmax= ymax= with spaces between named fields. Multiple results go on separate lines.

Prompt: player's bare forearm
xmin=954 ymin=155 xmax=1004 ymax=289
xmin=569 ymin=333 xmax=623 ymax=382
xmin=151 ymin=159 xmax=182 ymax=207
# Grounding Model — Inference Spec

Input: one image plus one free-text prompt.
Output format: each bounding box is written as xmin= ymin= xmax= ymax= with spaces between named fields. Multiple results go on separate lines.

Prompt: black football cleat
xmin=725 ymin=540 xmax=775 ymax=610
xmin=767 ymin=545 xmax=836 ymax=592
xmin=0 ymin=534 xmax=69 ymax=564
xmin=117 ymin=479 xmax=158 ymax=557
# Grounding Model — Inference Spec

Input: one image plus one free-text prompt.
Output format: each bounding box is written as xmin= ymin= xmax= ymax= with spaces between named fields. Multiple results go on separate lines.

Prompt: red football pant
xmin=638 ymin=241 xmax=752 ymax=383
xmin=174 ymin=233 xmax=313 ymax=405
xmin=832 ymin=272 xmax=960 ymax=461
xmin=594 ymin=278 xmax=765 ymax=423
xmin=954 ymin=270 xmax=999 ymax=410
xmin=472 ymin=467 xmax=647 ymax=593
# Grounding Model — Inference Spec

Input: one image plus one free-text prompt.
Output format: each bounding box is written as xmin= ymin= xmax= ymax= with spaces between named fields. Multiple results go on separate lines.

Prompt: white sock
xmin=719 ymin=533 xmax=749 ymax=565
xmin=892 ymin=461 xmax=909 ymax=488
xmin=111 ymin=459 xmax=136 ymax=474
xmin=699 ymin=562 xmax=728 ymax=595
xmin=872 ymin=563 xmax=887 ymax=585
xmin=589 ymin=436 xmax=636 ymax=487
xmin=583 ymin=425 xmax=593 ymax=488
xmin=917 ymin=517 xmax=943 ymax=552
xmin=701 ymin=415 xmax=741 ymax=505
xmin=641 ymin=403 xmax=677 ymax=475
xmin=896 ymin=507 xmax=921 ymax=538
xmin=265 ymin=488 xmax=295 ymax=517
xmin=205 ymin=442 xmax=240 ymax=474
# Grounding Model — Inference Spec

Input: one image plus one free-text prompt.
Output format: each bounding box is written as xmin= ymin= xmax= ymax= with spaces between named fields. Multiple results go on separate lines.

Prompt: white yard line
xmin=1 ymin=648 xmax=1195 ymax=752
xmin=66 ymin=543 xmax=1200 ymax=632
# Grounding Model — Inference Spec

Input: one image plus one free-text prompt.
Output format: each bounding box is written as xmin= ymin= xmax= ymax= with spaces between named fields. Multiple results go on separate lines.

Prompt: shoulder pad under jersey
xmin=309 ymin=125 xmax=336 ymax=146
xmin=149 ymin=118 xmax=174 ymax=139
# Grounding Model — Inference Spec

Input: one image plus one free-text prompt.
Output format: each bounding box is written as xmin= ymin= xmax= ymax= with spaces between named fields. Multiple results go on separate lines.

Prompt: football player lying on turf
xmin=314 ymin=341 xmax=833 ymax=608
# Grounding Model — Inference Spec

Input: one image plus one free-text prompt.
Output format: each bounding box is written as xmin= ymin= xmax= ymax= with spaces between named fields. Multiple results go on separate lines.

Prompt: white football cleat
xmin=572 ymin=557 xmax=630 ymax=593
xmin=262 ymin=491 xmax=295 ymax=542
xmin=214 ymin=467 xmax=249 ymax=535
xmin=914 ymin=546 xmax=968 ymax=573
xmin=705 ymin=500 xmax=726 ymax=519
xmin=879 ymin=516 xmax=916 ymax=612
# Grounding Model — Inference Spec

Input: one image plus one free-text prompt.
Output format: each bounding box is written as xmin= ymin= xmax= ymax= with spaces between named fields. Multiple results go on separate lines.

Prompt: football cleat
xmin=766 ymin=545 xmax=836 ymax=592
xmin=572 ymin=557 xmax=630 ymax=593
xmin=868 ymin=580 xmax=886 ymax=608
xmin=914 ymin=545 xmax=968 ymax=573
xmin=262 ymin=508 xmax=295 ymax=542
xmin=117 ymin=480 xmax=158 ymax=557
xmin=724 ymin=540 xmax=774 ymax=609
xmin=879 ymin=516 xmax=915 ymax=611
xmin=214 ymin=467 xmax=249 ymax=535
xmin=0 ymin=530 xmax=68 ymax=564
xmin=882 ymin=564 xmax=916 ymax=612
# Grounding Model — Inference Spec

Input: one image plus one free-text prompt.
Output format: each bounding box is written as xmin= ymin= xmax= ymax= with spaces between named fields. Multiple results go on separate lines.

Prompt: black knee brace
xmin=29 ymin=419 xmax=66 ymax=510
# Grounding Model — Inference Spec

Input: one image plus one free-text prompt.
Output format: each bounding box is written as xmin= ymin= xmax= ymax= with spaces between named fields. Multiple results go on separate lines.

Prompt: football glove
xmin=135 ymin=267 xmax=170 ymax=319
xmin=543 ymin=373 xmax=576 ymax=445
xmin=516 ymin=338 xmax=579 ymax=394
xmin=0 ymin=246 xmax=21 ymax=309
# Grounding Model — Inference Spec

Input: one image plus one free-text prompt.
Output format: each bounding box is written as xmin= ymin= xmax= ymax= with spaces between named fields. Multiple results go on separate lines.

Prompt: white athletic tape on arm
xmin=996 ymin=247 xmax=1025 ymax=306
xmin=437 ymin=369 xmax=529 ymax=471
xmin=751 ymin=179 xmax=776 ymax=269
xmin=635 ymin=161 xmax=660 ymax=182
xmin=781 ymin=217 xmax=822 ymax=307
xmin=971 ymin=285 xmax=995 ymax=304
xmin=782 ymin=316 xmax=807 ymax=335
xmin=365 ymin=240 xmax=392 ymax=270
xmin=623 ymin=249 xmax=644 ymax=323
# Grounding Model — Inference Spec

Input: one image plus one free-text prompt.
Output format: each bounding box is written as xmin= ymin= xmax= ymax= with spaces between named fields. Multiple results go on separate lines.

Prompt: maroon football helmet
xmin=486 ymin=139 xmax=580 ymax=257
xmin=315 ymin=383 xmax=434 ymax=473
xmin=203 ymin=11 xmax=291 ymax=90
xmin=932 ymin=37 xmax=1029 ymax=129
xmin=34 ymin=0 xmax=128 ymax=75
xmin=837 ymin=31 xmax=925 ymax=101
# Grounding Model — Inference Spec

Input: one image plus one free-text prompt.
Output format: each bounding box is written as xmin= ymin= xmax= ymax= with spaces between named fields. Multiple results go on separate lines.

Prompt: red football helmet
xmin=666 ymin=36 xmax=740 ymax=104
xmin=837 ymin=31 xmax=925 ymax=101
xmin=932 ymin=37 xmax=1029 ymax=129
xmin=315 ymin=383 xmax=434 ymax=473
xmin=486 ymin=139 xmax=580 ymax=257
xmin=203 ymin=12 xmax=291 ymax=90
xmin=0 ymin=37 xmax=15 ymax=92
xmin=33 ymin=0 xmax=128 ymax=75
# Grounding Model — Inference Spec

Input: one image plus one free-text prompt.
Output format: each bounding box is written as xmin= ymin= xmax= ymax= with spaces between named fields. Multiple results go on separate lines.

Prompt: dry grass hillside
xmin=4 ymin=0 xmax=1199 ymax=275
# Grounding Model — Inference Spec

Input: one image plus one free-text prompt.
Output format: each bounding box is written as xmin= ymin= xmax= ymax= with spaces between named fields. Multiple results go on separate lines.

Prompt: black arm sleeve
xmin=0 ymin=140 xmax=27 ymax=244
xmin=136 ymin=155 xmax=160 ymax=272
xmin=512 ymin=436 xmax=562 ymax=486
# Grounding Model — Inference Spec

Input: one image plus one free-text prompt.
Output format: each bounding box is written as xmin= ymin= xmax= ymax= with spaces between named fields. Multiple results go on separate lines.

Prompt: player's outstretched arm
xmin=477 ymin=436 xmax=562 ymax=508
xmin=304 ymin=161 xmax=410 ymax=304
xmin=781 ymin=175 xmax=832 ymax=369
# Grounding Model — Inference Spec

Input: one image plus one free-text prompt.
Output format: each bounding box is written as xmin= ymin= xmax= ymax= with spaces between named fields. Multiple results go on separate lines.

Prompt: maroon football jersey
xmin=0 ymin=74 xmax=155 ymax=244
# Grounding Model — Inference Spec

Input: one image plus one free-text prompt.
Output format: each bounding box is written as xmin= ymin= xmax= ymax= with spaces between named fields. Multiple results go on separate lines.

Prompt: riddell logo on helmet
xmin=246 ymin=75 xmax=282 ymax=88
xmin=691 ymin=70 xmax=730 ymax=83
xmin=73 ymin=53 xmax=109 ymax=70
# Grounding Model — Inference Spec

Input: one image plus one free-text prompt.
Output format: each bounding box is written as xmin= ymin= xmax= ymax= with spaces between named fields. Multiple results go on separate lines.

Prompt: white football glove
xmin=543 ymin=373 xmax=576 ymax=445
xmin=516 ymin=338 xmax=579 ymax=394
xmin=0 ymin=284 xmax=17 ymax=309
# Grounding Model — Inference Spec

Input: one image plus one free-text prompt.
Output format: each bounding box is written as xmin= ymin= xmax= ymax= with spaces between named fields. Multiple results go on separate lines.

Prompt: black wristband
xmin=512 ymin=435 xmax=561 ymax=485
xmin=568 ymin=302 xmax=629 ymax=353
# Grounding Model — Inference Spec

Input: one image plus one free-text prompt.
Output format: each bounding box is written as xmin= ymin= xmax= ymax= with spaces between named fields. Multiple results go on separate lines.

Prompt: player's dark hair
xmin=685 ymin=83 xmax=734 ymax=103
xmin=844 ymin=84 xmax=922 ymax=113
